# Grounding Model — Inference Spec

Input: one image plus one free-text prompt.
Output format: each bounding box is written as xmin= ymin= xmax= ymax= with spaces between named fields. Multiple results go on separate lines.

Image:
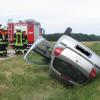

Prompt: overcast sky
xmin=0 ymin=0 xmax=100 ymax=35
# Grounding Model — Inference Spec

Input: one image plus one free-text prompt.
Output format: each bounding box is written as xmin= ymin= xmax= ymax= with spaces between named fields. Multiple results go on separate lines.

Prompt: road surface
xmin=0 ymin=50 xmax=16 ymax=61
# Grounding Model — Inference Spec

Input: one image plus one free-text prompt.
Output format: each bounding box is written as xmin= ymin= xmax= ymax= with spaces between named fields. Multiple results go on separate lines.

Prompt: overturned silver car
xmin=24 ymin=35 xmax=100 ymax=86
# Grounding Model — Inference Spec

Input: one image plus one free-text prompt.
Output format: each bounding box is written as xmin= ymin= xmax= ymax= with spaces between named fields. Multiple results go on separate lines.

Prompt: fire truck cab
xmin=7 ymin=19 xmax=44 ymax=47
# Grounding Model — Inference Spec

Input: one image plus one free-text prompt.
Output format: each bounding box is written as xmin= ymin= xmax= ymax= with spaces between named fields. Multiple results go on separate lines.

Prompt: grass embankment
xmin=82 ymin=41 xmax=100 ymax=55
xmin=0 ymin=42 xmax=100 ymax=100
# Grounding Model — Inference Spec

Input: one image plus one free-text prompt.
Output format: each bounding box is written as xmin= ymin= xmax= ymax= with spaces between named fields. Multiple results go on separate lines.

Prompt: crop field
xmin=0 ymin=41 xmax=100 ymax=100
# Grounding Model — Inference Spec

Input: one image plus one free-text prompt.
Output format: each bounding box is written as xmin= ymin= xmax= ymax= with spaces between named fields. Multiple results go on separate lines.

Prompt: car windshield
xmin=53 ymin=58 xmax=88 ymax=84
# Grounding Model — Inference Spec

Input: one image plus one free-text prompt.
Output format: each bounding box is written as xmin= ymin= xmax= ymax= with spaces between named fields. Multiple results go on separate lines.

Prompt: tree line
xmin=43 ymin=33 xmax=100 ymax=41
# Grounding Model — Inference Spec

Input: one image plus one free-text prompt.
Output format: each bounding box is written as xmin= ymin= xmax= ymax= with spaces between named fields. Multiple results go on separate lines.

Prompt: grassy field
xmin=0 ymin=42 xmax=100 ymax=100
xmin=82 ymin=41 xmax=100 ymax=55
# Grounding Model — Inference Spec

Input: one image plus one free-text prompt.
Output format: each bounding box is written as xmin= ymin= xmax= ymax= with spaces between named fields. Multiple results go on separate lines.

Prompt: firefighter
xmin=0 ymin=28 xmax=4 ymax=55
xmin=14 ymin=29 xmax=23 ymax=54
xmin=22 ymin=31 xmax=28 ymax=53
xmin=0 ymin=25 xmax=8 ymax=56
xmin=3 ymin=27 xmax=9 ymax=54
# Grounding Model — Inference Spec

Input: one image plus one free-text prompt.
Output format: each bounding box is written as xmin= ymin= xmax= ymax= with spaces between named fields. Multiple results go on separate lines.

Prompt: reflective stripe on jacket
xmin=15 ymin=32 xmax=23 ymax=46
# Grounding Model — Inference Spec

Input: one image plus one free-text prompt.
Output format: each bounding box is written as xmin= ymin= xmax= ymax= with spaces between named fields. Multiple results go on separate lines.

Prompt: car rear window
xmin=76 ymin=45 xmax=92 ymax=57
xmin=53 ymin=58 xmax=88 ymax=84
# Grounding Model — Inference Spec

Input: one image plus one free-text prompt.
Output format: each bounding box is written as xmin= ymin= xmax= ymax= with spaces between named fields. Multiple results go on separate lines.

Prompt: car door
xmin=24 ymin=36 xmax=54 ymax=64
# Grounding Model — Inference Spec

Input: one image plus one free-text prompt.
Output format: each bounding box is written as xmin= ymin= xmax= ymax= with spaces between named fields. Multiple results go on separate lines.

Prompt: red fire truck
xmin=7 ymin=19 xmax=45 ymax=46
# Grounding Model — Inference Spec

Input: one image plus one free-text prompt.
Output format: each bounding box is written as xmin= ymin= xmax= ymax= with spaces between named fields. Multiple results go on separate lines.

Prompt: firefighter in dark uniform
xmin=0 ymin=29 xmax=4 ymax=55
xmin=3 ymin=27 xmax=9 ymax=54
xmin=14 ymin=29 xmax=23 ymax=54
xmin=22 ymin=31 xmax=28 ymax=53
xmin=0 ymin=26 xmax=8 ymax=56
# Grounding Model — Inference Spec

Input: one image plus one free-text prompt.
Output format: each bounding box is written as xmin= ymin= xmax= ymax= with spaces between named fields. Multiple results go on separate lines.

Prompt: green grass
xmin=82 ymin=41 xmax=100 ymax=55
xmin=0 ymin=42 xmax=100 ymax=100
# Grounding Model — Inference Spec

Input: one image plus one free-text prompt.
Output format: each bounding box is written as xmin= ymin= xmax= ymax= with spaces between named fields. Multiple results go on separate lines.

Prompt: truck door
xmin=24 ymin=36 xmax=54 ymax=64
